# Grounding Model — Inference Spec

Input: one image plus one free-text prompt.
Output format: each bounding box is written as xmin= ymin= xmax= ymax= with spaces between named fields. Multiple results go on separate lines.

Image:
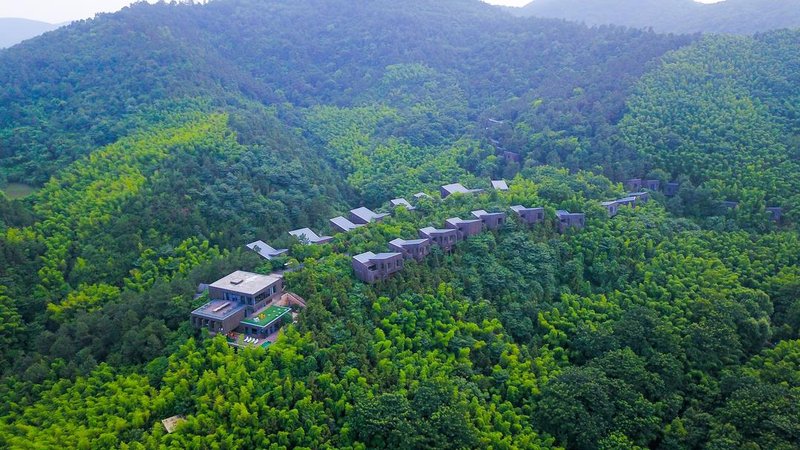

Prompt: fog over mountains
xmin=514 ymin=0 xmax=800 ymax=34
xmin=0 ymin=18 xmax=59 ymax=48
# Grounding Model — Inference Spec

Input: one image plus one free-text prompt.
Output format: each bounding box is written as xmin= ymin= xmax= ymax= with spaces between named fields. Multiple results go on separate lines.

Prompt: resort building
xmin=389 ymin=238 xmax=431 ymax=261
xmin=330 ymin=216 xmax=363 ymax=233
xmin=352 ymin=251 xmax=404 ymax=283
xmin=350 ymin=207 xmax=389 ymax=225
xmin=440 ymin=183 xmax=482 ymax=198
xmin=445 ymin=217 xmax=483 ymax=239
xmin=419 ymin=227 xmax=459 ymax=251
xmin=289 ymin=228 xmax=333 ymax=245
xmin=246 ymin=240 xmax=288 ymax=260
xmin=491 ymin=180 xmax=509 ymax=191
xmin=510 ymin=205 xmax=545 ymax=225
xmin=390 ymin=198 xmax=416 ymax=210
xmin=471 ymin=209 xmax=507 ymax=230
xmin=556 ymin=210 xmax=586 ymax=233
xmin=190 ymin=271 xmax=283 ymax=334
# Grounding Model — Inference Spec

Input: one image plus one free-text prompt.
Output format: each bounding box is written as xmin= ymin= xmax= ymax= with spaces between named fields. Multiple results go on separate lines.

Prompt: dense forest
xmin=0 ymin=0 xmax=798 ymax=449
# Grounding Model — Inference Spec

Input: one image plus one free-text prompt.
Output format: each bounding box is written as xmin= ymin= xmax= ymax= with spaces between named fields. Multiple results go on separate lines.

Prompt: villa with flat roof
xmin=246 ymin=240 xmax=288 ymax=260
xmin=440 ymin=183 xmax=482 ymax=198
xmin=419 ymin=227 xmax=459 ymax=251
xmin=627 ymin=192 xmax=650 ymax=203
xmin=330 ymin=216 xmax=363 ymax=233
xmin=350 ymin=207 xmax=389 ymax=225
xmin=616 ymin=197 xmax=637 ymax=208
xmin=352 ymin=252 xmax=404 ymax=283
xmin=510 ymin=205 xmax=545 ymax=225
xmin=556 ymin=210 xmax=585 ymax=233
xmin=471 ymin=210 xmax=507 ymax=230
xmin=289 ymin=228 xmax=333 ymax=245
xmin=491 ymin=180 xmax=509 ymax=191
xmin=390 ymin=198 xmax=416 ymax=210
xmin=601 ymin=201 xmax=620 ymax=217
xmin=625 ymin=178 xmax=643 ymax=191
xmin=389 ymin=238 xmax=431 ymax=261
xmin=445 ymin=217 xmax=483 ymax=239
xmin=191 ymin=271 xmax=284 ymax=334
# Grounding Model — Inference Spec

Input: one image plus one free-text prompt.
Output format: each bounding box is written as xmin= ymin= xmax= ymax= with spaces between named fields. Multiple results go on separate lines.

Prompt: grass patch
xmin=241 ymin=306 xmax=291 ymax=327
xmin=2 ymin=183 xmax=38 ymax=199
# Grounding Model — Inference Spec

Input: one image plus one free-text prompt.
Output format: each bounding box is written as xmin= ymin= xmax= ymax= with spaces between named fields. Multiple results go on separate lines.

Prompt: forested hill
xmin=1 ymin=0 xmax=800 ymax=449
xmin=514 ymin=0 xmax=800 ymax=34
xmin=0 ymin=0 xmax=691 ymax=184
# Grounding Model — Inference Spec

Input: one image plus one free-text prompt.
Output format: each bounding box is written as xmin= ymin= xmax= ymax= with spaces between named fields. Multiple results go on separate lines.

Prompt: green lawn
xmin=241 ymin=306 xmax=291 ymax=327
xmin=2 ymin=183 xmax=38 ymax=199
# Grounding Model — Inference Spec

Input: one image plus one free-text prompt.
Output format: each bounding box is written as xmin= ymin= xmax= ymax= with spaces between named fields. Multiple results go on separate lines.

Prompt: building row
xmin=351 ymin=204 xmax=585 ymax=284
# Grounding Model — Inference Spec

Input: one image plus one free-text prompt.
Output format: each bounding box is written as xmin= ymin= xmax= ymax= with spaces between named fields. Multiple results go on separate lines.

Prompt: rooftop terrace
xmin=241 ymin=305 xmax=292 ymax=328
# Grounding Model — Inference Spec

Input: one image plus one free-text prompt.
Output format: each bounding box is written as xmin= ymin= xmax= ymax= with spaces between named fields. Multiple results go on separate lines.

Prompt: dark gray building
xmin=616 ymin=197 xmax=638 ymax=210
xmin=510 ymin=205 xmax=545 ymax=225
xmin=352 ymin=252 xmax=404 ymax=283
xmin=625 ymin=178 xmax=643 ymax=191
xmin=645 ymin=179 xmax=660 ymax=191
xmin=389 ymin=238 xmax=432 ymax=261
xmin=471 ymin=210 xmax=507 ymax=230
xmin=628 ymin=192 xmax=650 ymax=203
xmin=440 ymin=183 xmax=482 ymax=198
xmin=390 ymin=198 xmax=416 ymax=210
xmin=491 ymin=180 xmax=509 ymax=191
xmin=664 ymin=182 xmax=680 ymax=197
xmin=419 ymin=227 xmax=459 ymax=252
xmin=289 ymin=228 xmax=333 ymax=245
xmin=503 ymin=151 xmax=521 ymax=163
xmin=556 ymin=210 xmax=586 ymax=233
xmin=445 ymin=217 xmax=483 ymax=239
xmin=245 ymin=240 xmax=288 ymax=260
xmin=767 ymin=207 xmax=783 ymax=222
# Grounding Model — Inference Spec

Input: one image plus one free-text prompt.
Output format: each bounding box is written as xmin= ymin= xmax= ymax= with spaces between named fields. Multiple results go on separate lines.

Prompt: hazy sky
xmin=3 ymin=0 xmax=727 ymax=24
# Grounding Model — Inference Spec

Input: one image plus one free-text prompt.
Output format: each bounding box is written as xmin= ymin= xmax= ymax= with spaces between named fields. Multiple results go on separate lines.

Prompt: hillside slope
xmin=0 ymin=1 xmax=799 ymax=449
xmin=515 ymin=0 xmax=800 ymax=34
xmin=0 ymin=0 xmax=691 ymax=184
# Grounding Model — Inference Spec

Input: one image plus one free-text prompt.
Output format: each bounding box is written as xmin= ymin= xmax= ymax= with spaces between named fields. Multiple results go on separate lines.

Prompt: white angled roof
xmin=491 ymin=180 xmax=509 ymax=190
xmin=246 ymin=241 xmax=288 ymax=259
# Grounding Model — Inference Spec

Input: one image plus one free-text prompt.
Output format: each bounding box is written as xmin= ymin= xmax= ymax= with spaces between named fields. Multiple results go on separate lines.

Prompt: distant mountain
xmin=514 ymin=0 xmax=800 ymax=34
xmin=0 ymin=18 xmax=59 ymax=48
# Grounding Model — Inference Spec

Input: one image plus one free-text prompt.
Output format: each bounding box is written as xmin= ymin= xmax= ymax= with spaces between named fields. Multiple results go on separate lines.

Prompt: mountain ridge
xmin=513 ymin=0 xmax=800 ymax=34
xmin=0 ymin=18 xmax=60 ymax=48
